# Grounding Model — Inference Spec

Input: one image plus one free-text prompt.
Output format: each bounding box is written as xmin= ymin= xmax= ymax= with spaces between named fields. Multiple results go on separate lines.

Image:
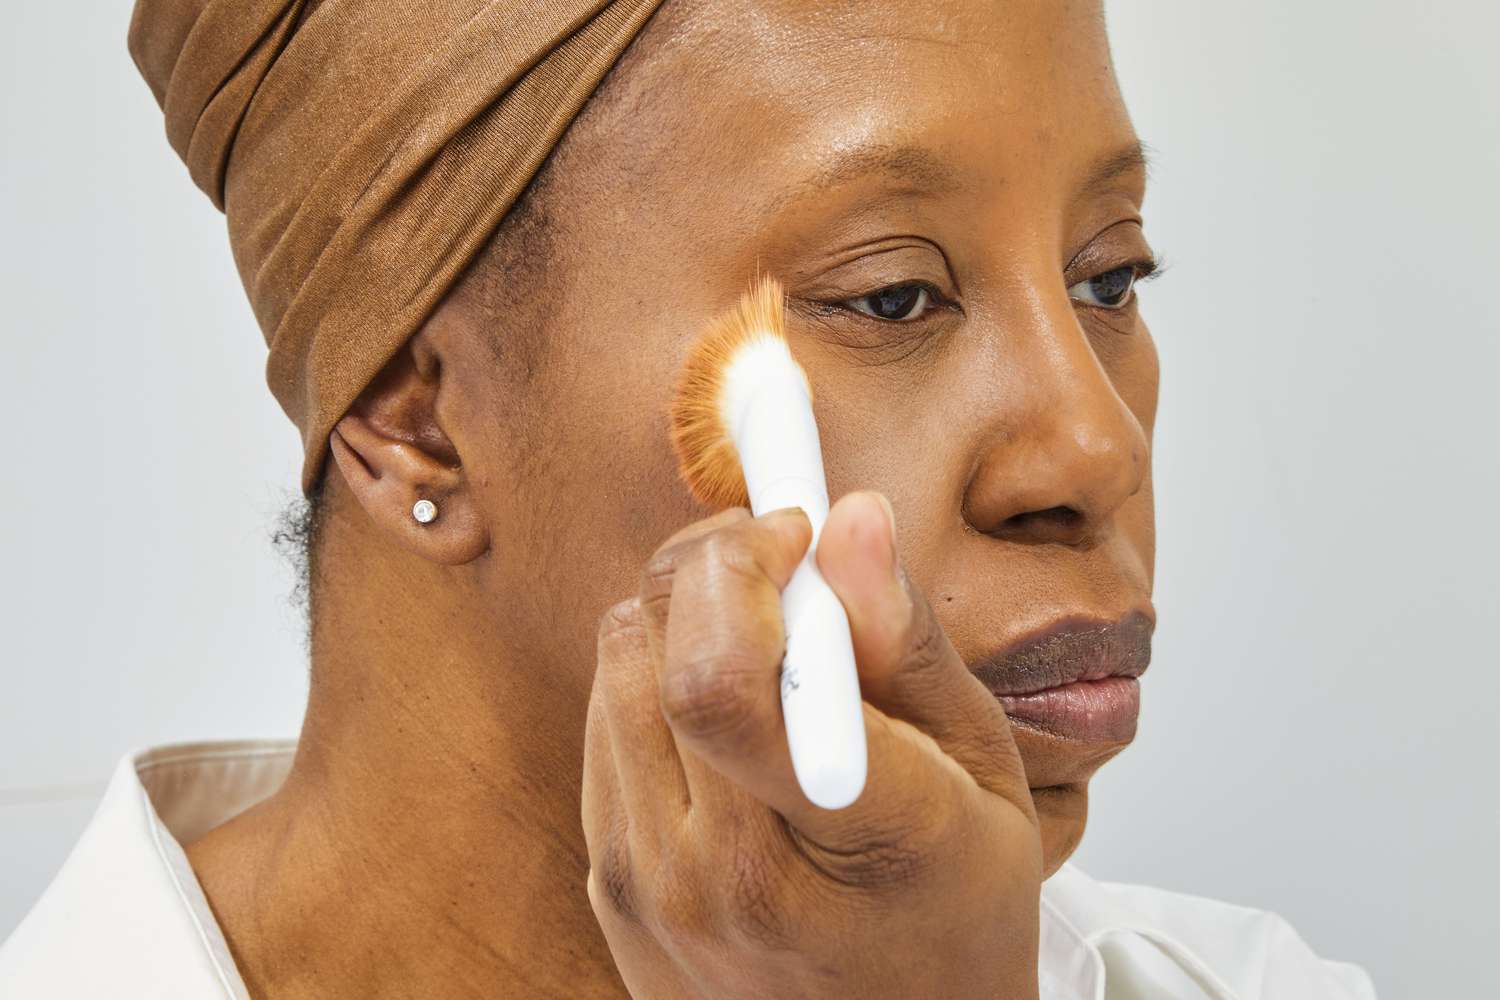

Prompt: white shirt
xmin=0 ymin=741 xmax=1376 ymax=999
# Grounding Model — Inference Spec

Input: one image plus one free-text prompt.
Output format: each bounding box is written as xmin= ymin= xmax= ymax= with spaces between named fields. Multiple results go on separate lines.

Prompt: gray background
xmin=2 ymin=2 xmax=1495 ymax=994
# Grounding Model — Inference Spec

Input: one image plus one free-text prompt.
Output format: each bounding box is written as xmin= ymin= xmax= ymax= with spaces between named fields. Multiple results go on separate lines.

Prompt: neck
xmin=187 ymin=519 xmax=624 ymax=999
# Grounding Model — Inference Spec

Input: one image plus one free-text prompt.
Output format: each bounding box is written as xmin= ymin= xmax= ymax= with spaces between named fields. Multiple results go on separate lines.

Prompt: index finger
xmin=649 ymin=507 xmax=811 ymax=814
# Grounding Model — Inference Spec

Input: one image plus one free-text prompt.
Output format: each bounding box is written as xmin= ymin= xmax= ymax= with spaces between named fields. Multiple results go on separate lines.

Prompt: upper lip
xmin=968 ymin=611 xmax=1155 ymax=697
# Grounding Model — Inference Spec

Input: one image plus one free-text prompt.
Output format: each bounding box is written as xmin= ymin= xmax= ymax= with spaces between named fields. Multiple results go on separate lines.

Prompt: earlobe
xmin=411 ymin=498 xmax=439 ymax=524
xmin=329 ymin=410 xmax=490 ymax=567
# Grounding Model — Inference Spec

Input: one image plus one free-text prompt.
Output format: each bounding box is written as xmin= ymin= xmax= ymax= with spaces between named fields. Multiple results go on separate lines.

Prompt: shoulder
xmin=1042 ymin=863 xmax=1378 ymax=999
xmin=0 ymin=741 xmax=293 ymax=999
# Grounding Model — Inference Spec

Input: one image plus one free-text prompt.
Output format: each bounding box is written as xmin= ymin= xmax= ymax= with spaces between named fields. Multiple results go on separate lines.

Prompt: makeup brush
xmin=668 ymin=275 xmax=867 ymax=810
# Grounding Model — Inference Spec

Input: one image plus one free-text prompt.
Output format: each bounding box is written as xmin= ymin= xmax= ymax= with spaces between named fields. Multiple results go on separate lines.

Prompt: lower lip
xmin=995 ymin=677 xmax=1140 ymax=743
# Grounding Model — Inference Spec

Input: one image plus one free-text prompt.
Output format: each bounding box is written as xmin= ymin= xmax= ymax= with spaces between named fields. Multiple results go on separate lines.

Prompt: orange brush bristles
xmin=668 ymin=275 xmax=804 ymax=510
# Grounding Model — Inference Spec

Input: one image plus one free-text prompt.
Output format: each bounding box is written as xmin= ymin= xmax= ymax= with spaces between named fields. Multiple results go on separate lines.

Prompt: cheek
xmin=1087 ymin=313 xmax=1160 ymax=438
xmin=1122 ymin=324 xmax=1160 ymax=582
xmin=1122 ymin=319 xmax=1161 ymax=440
xmin=809 ymin=371 xmax=936 ymax=499
xmin=1093 ymin=320 xmax=1159 ymax=588
xmin=455 ymin=304 xmax=711 ymax=705
xmin=800 ymin=336 xmax=977 ymax=561
xmin=533 ymin=359 xmax=704 ymax=602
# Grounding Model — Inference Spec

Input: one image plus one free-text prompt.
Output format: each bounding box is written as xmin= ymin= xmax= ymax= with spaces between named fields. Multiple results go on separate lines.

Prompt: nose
xmin=962 ymin=293 xmax=1148 ymax=548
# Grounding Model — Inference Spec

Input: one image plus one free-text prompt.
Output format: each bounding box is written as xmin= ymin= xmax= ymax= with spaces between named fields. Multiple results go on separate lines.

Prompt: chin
xmin=1012 ymin=725 xmax=1136 ymax=878
xmin=1034 ymin=783 xmax=1091 ymax=877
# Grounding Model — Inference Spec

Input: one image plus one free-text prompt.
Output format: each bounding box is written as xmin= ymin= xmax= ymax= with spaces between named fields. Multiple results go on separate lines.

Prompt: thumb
xmin=816 ymin=491 xmax=1032 ymax=813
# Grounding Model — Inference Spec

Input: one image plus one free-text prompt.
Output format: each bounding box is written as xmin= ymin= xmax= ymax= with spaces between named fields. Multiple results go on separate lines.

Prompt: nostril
xmin=996 ymin=505 xmax=1088 ymax=545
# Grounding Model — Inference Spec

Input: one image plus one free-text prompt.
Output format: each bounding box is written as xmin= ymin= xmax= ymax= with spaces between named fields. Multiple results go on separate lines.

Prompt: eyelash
xmin=1126 ymin=256 xmax=1163 ymax=284
xmin=844 ymin=282 xmax=955 ymax=322
xmin=1069 ymin=256 xmax=1164 ymax=311
xmin=828 ymin=255 xmax=1165 ymax=324
xmin=810 ymin=281 xmax=954 ymax=324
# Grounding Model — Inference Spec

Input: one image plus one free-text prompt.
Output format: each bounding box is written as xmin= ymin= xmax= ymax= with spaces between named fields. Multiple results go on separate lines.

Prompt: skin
xmin=583 ymin=501 xmax=1044 ymax=998
xmin=185 ymin=0 xmax=1158 ymax=996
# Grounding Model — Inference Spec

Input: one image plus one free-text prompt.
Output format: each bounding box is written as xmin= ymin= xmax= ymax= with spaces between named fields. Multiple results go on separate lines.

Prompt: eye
xmin=1068 ymin=265 xmax=1141 ymax=309
xmin=844 ymin=283 xmax=936 ymax=322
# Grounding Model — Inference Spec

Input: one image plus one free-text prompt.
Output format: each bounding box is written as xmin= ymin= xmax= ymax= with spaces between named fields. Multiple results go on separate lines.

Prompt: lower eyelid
xmin=1074 ymin=290 xmax=1137 ymax=312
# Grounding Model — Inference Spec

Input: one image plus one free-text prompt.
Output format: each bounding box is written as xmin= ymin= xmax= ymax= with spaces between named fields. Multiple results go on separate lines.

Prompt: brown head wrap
xmin=128 ymin=0 xmax=665 ymax=492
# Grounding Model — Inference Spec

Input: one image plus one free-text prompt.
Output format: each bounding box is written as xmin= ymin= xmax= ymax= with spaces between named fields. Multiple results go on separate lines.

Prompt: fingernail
xmin=874 ymin=492 xmax=896 ymax=545
xmin=866 ymin=492 xmax=912 ymax=618
xmin=872 ymin=492 xmax=897 ymax=572
xmin=766 ymin=505 xmax=806 ymax=520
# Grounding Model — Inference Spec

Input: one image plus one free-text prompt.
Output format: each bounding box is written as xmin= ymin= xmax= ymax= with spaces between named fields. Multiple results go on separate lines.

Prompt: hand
xmin=581 ymin=492 xmax=1042 ymax=999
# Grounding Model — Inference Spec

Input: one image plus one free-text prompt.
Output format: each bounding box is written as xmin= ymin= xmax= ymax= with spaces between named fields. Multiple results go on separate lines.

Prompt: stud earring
xmin=412 ymin=499 xmax=438 ymax=524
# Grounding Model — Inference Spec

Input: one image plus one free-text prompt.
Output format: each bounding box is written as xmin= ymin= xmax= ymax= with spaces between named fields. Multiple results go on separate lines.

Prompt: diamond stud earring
xmin=412 ymin=499 xmax=438 ymax=524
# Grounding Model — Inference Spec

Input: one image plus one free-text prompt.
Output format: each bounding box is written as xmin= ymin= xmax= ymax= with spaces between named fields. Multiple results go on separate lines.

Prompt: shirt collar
xmin=1 ymin=740 xmax=1255 ymax=1000
xmin=0 ymin=741 xmax=294 ymax=998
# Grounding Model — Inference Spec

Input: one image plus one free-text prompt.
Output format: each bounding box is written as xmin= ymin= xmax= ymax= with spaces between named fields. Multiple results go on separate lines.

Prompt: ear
xmin=327 ymin=337 xmax=489 ymax=566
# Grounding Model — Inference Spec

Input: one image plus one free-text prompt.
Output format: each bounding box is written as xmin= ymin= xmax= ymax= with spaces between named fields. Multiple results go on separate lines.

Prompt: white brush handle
xmin=731 ymin=378 xmax=867 ymax=810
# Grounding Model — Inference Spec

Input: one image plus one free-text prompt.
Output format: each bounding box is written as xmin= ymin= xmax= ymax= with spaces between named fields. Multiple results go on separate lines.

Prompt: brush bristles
xmin=668 ymin=275 xmax=805 ymax=510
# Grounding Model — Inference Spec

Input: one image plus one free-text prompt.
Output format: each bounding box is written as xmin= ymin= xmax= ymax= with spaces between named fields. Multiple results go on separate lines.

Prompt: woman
xmin=0 ymin=0 xmax=1376 ymax=996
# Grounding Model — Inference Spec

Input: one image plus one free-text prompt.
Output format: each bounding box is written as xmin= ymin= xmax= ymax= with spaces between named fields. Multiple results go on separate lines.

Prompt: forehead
xmin=722 ymin=0 xmax=1107 ymax=92
xmin=596 ymin=0 xmax=1137 ymax=215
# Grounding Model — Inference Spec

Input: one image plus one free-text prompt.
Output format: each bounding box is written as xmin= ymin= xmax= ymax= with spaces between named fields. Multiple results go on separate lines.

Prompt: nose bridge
xmin=964 ymin=286 xmax=1148 ymax=545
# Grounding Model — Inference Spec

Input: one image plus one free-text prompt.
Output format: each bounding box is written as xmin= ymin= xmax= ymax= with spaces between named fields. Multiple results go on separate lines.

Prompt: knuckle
xmin=640 ymin=546 xmax=682 ymax=612
xmin=652 ymin=882 xmax=712 ymax=946
xmin=800 ymin=829 xmax=937 ymax=892
xmin=699 ymin=530 xmax=768 ymax=585
xmin=840 ymin=838 xmax=936 ymax=889
xmin=901 ymin=590 xmax=951 ymax=679
xmin=660 ymin=509 xmax=751 ymax=554
xmin=647 ymin=849 xmax=709 ymax=940
xmin=597 ymin=597 xmax=647 ymax=649
xmin=641 ymin=519 xmax=770 ymax=626
xmin=641 ymin=510 xmax=753 ymax=603
xmin=786 ymin=789 xmax=945 ymax=894
xmin=591 ymin=822 xmax=642 ymax=924
xmin=660 ymin=655 xmax=762 ymax=744
xmin=594 ymin=599 xmax=648 ymax=668
xmin=724 ymin=841 xmax=796 ymax=948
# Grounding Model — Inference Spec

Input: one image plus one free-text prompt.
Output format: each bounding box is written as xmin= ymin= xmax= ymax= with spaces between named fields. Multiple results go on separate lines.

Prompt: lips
xmin=968 ymin=611 xmax=1154 ymax=743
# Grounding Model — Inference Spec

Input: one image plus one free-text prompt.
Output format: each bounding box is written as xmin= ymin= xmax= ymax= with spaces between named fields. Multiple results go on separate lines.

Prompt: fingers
xmin=594 ymin=595 xmax=691 ymax=846
xmin=642 ymin=507 xmax=814 ymax=825
xmin=581 ymin=659 xmax=645 ymax=923
xmin=586 ymin=506 xmax=814 ymax=970
xmin=815 ymin=491 xmax=1033 ymax=818
xmin=592 ymin=507 xmax=758 ymax=850
xmin=603 ymin=490 xmax=1029 ymax=889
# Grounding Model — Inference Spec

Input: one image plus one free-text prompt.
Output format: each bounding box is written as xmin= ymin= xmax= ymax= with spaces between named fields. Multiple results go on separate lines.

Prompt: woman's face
xmin=434 ymin=0 xmax=1157 ymax=875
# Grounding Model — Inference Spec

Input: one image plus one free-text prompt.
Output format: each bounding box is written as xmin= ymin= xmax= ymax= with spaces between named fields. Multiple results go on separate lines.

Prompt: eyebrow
xmin=778 ymin=137 xmax=1150 ymax=213
xmin=778 ymin=142 xmax=967 ymax=211
xmin=1081 ymin=140 xmax=1151 ymax=197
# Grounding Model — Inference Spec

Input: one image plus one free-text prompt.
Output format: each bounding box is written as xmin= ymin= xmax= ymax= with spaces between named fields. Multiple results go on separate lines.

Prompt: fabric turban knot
xmin=128 ymin=0 xmax=666 ymax=492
